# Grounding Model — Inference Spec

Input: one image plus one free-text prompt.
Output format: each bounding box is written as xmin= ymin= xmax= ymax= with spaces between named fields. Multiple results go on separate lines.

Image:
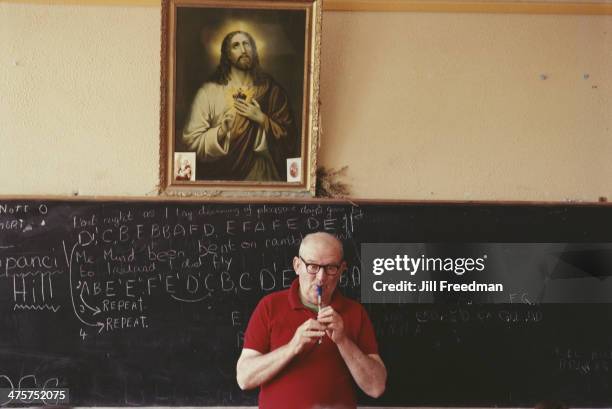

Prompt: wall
xmin=319 ymin=11 xmax=612 ymax=201
xmin=1 ymin=2 xmax=611 ymax=201
xmin=0 ymin=3 xmax=160 ymax=196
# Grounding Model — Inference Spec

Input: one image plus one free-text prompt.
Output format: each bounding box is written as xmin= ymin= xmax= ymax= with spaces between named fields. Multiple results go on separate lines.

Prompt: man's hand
xmin=289 ymin=318 xmax=326 ymax=355
xmin=218 ymin=110 xmax=235 ymax=143
xmin=317 ymin=306 xmax=346 ymax=344
xmin=318 ymin=306 xmax=387 ymax=397
xmin=237 ymin=318 xmax=325 ymax=390
xmin=219 ymin=109 xmax=236 ymax=138
xmin=235 ymin=98 xmax=266 ymax=125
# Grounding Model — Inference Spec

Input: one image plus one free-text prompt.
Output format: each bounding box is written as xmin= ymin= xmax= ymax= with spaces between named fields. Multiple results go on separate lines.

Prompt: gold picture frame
xmin=160 ymin=0 xmax=321 ymax=196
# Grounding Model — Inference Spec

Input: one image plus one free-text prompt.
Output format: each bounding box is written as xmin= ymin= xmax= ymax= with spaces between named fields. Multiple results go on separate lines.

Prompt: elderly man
xmin=182 ymin=30 xmax=297 ymax=181
xmin=236 ymin=232 xmax=387 ymax=409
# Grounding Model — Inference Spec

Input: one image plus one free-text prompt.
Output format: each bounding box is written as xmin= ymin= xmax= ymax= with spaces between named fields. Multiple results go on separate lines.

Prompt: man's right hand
xmin=236 ymin=319 xmax=324 ymax=391
xmin=289 ymin=319 xmax=326 ymax=355
xmin=218 ymin=110 xmax=235 ymax=143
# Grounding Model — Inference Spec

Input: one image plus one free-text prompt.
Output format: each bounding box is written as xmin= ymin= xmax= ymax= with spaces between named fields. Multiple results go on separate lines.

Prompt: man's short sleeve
xmin=357 ymin=306 xmax=379 ymax=356
xmin=243 ymin=298 xmax=271 ymax=354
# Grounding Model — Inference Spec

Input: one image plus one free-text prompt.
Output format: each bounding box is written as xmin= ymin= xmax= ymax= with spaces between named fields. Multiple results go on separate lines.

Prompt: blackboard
xmin=0 ymin=200 xmax=611 ymax=407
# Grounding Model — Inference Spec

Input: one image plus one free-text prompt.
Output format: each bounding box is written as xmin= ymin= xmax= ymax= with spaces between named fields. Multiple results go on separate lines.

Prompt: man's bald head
xmin=295 ymin=232 xmax=345 ymax=305
xmin=299 ymin=232 xmax=344 ymax=260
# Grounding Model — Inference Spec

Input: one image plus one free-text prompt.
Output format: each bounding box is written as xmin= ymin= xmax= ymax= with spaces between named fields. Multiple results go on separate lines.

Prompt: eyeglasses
xmin=299 ymin=256 xmax=342 ymax=276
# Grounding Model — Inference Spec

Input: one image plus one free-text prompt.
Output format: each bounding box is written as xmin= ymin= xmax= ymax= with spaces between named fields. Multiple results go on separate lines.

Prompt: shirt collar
xmin=288 ymin=278 xmax=345 ymax=312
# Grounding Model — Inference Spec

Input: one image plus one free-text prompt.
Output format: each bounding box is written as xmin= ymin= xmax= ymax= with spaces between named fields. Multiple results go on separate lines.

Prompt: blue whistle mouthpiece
xmin=316 ymin=285 xmax=323 ymax=297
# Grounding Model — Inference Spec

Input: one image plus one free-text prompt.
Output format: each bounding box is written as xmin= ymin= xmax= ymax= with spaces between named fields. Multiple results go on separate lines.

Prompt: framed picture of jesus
xmin=160 ymin=0 xmax=322 ymax=196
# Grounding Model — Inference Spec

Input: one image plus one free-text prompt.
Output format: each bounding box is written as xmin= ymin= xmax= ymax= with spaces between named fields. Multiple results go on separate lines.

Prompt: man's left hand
xmin=317 ymin=306 xmax=346 ymax=344
xmin=235 ymin=99 xmax=266 ymax=125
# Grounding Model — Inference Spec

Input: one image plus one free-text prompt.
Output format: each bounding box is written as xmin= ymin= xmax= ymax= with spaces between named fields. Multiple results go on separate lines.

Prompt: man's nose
xmin=239 ymin=44 xmax=247 ymax=53
xmin=315 ymin=267 xmax=326 ymax=282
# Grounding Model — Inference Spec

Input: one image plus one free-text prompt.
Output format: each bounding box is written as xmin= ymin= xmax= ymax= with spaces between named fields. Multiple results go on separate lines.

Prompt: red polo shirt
xmin=243 ymin=279 xmax=379 ymax=409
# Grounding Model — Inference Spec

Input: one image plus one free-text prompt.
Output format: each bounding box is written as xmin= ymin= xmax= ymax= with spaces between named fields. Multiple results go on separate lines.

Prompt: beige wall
xmin=320 ymin=11 xmax=612 ymax=201
xmin=0 ymin=3 xmax=161 ymax=196
xmin=1 ymin=3 xmax=611 ymax=201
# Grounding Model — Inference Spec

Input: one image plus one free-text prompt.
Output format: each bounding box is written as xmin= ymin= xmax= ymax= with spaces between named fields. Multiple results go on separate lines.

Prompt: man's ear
xmin=340 ymin=260 xmax=348 ymax=275
xmin=293 ymin=256 xmax=300 ymax=275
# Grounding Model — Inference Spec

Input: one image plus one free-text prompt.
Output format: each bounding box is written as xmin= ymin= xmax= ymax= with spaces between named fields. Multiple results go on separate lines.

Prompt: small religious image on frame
xmin=161 ymin=0 xmax=321 ymax=195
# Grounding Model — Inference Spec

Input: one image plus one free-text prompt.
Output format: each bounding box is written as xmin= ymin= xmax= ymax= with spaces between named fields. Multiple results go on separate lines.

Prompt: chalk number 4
xmin=80 ymin=328 xmax=87 ymax=340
